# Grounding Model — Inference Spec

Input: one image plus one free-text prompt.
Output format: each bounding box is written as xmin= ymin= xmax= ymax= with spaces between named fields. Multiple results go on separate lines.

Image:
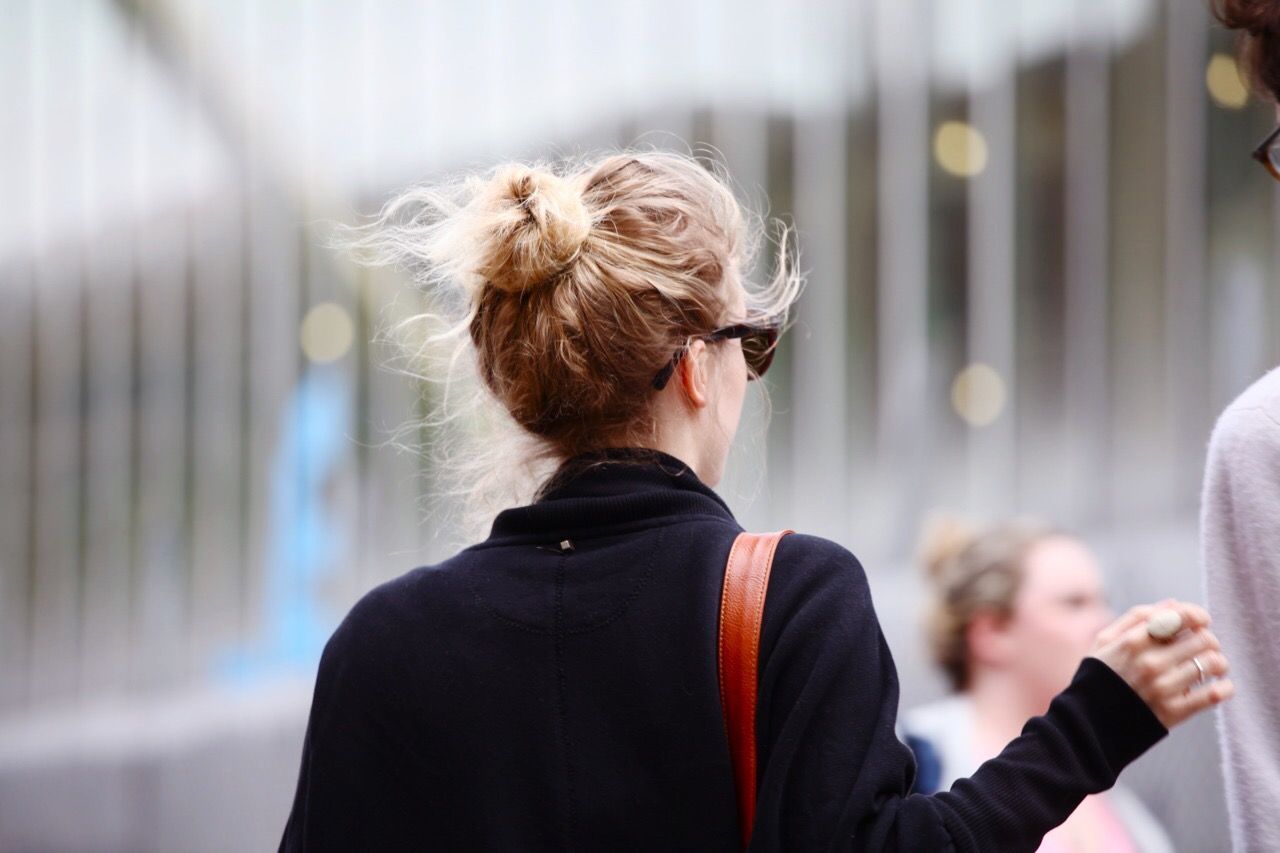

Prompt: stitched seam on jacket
xmin=466 ymin=526 xmax=669 ymax=636
xmin=552 ymin=554 xmax=578 ymax=846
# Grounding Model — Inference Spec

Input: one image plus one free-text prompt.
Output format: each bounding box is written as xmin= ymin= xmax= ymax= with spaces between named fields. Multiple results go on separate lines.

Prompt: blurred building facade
xmin=1 ymin=0 xmax=1276 ymax=849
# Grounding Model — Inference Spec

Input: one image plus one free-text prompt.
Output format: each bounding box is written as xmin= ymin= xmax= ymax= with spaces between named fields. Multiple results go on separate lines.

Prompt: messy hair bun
xmin=1214 ymin=0 xmax=1280 ymax=100
xmin=341 ymin=149 xmax=804 ymax=541
xmin=917 ymin=514 xmax=1061 ymax=691
xmin=918 ymin=515 xmax=978 ymax=584
xmin=465 ymin=165 xmax=592 ymax=294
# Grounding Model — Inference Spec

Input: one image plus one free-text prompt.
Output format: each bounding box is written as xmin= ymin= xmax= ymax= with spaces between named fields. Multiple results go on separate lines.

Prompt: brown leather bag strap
xmin=718 ymin=529 xmax=795 ymax=849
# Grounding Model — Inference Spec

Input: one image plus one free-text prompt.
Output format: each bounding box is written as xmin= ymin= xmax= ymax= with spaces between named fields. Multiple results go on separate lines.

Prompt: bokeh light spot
xmin=300 ymin=302 xmax=354 ymax=363
xmin=1206 ymin=53 xmax=1249 ymax=110
xmin=951 ymin=362 xmax=1006 ymax=427
xmin=934 ymin=120 xmax=988 ymax=178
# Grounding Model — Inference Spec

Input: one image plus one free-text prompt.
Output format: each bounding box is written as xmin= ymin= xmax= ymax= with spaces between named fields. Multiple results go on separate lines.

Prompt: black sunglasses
xmin=651 ymin=322 xmax=781 ymax=391
xmin=1252 ymin=122 xmax=1280 ymax=181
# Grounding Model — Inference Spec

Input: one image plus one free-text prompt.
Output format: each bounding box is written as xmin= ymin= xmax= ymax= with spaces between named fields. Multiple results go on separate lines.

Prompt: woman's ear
xmin=676 ymin=339 xmax=710 ymax=409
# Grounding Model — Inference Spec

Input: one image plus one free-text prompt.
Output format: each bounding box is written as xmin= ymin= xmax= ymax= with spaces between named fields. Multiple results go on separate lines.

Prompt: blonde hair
xmin=342 ymin=149 xmax=803 ymax=544
xmin=917 ymin=514 xmax=1064 ymax=691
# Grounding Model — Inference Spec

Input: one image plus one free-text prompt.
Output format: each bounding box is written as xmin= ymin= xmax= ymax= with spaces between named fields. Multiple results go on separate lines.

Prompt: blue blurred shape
xmin=216 ymin=366 xmax=353 ymax=685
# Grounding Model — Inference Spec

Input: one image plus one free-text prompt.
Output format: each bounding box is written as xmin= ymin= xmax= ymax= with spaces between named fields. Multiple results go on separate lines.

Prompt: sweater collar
xmin=480 ymin=446 xmax=738 ymax=545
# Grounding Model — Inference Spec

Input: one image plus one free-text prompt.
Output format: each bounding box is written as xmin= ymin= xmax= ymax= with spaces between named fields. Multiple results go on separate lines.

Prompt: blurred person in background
xmin=277 ymin=150 xmax=1231 ymax=851
xmin=901 ymin=517 xmax=1174 ymax=853
xmin=1202 ymin=2 xmax=1280 ymax=849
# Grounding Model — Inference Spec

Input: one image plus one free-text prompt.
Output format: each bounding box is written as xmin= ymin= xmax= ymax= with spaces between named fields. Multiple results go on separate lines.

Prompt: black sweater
xmin=278 ymin=447 xmax=1167 ymax=851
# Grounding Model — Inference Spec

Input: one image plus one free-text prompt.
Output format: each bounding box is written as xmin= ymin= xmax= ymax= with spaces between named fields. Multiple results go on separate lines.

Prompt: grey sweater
xmin=1201 ymin=365 xmax=1280 ymax=853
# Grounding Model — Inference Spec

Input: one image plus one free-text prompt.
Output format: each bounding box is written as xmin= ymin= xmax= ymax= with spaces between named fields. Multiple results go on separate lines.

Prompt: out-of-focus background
xmin=1 ymin=0 xmax=1275 ymax=849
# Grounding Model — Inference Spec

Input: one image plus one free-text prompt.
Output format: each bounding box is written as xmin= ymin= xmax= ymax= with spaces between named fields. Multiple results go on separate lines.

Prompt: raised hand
xmin=1089 ymin=599 xmax=1234 ymax=729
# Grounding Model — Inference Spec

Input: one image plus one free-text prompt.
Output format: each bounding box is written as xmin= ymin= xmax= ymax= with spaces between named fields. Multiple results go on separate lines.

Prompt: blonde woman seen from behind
xmin=278 ymin=151 xmax=1231 ymax=851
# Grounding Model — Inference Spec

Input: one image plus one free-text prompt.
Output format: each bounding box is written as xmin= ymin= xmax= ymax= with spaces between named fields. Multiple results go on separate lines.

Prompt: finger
xmin=1159 ymin=677 xmax=1235 ymax=728
xmin=1115 ymin=619 xmax=1160 ymax=663
xmin=1152 ymin=650 xmax=1229 ymax=696
xmin=1146 ymin=628 xmax=1221 ymax=673
xmin=1097 ymin=605 xmax=1158 ymax=644
xmin=1170 ymin=601 xmax=1211 ymax=631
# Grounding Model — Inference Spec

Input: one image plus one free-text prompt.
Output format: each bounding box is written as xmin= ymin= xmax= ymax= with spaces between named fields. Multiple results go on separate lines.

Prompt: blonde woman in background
xmin=901 ymin=518 xmax=1175 ymax=853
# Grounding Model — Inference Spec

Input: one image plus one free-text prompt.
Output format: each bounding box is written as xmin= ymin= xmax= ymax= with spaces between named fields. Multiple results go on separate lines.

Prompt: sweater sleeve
xmin=1200 ymin=367 xmax=1280 ymax=850
xmin=749 ymin=537 xmax=1168 ymax=852
xmin=277 ymin=588 xmax=422 ymax=852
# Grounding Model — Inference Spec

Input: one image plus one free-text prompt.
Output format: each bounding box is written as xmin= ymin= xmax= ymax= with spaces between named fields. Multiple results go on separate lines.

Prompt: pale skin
xmin=649 ymin=280 xmax=749 ymax=489
xmin=650 ymin=279 xmax=1234 ymax=734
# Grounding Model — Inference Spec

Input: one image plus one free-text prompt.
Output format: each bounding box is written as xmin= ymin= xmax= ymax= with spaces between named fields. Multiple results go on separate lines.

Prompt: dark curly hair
xmin=1214 ymin=0 xmax=1280 ymax=101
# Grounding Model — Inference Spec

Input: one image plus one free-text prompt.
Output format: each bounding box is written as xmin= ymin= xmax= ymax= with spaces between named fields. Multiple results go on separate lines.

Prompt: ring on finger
xmin=1146 ymin=609 xmax=1183 ymax=641
xmin=1191 ymin=655 xmax=1206 ymax=685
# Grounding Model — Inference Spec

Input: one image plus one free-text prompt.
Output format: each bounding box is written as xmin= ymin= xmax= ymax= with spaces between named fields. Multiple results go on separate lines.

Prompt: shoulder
xmin=1209 ymin=366 xmax=1280 ymax=457
xmin=771 ymin=532 xmax=870 ymax=595
xmin=760 ymin=533 xmax=876 ymax=646
xmin=322 ymin=557 xmax=466 ymax=666
xmin=1203 ymin=366 xmax=1280 ymax=522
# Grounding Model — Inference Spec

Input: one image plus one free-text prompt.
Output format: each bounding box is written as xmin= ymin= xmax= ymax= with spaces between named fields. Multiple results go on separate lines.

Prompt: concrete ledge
xmin=0 ymin=680 xmax=311 ymax=853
